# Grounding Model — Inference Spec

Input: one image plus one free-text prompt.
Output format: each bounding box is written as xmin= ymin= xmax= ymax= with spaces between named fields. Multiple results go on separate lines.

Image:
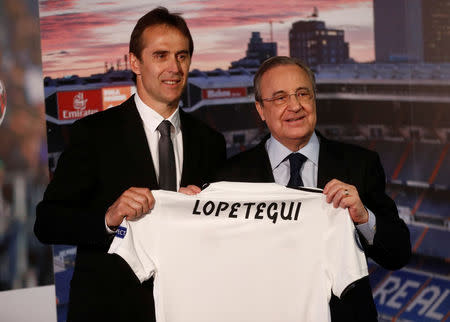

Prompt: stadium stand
xmin=415 ymin=227 xmax=450 ymax=260
xmin=432 ymin=143 xmax=450 ymax=187
xmin=417 ymin=190 xmax=450 ymax=219
xmin=375 ymin=140 xmax=408 ymax=180
xmin=408 ymin=255 xmax=450 ymax=276
xmin=391 ymin=186 xmax=421 ymax=210
xmin=397 ymin=142 xmax=443 ymax=183
xmin=408 ymin=224 xmax=426 ymax=249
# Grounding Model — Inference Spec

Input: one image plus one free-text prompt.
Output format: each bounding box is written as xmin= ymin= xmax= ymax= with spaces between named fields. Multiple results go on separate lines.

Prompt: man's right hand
xmin=105 ymin=187 xmax=155 ymax=229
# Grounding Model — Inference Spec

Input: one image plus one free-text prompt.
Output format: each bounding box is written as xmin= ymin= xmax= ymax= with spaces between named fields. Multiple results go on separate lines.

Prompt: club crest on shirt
xmin=116 ymin=226 xmax=127 ymax=239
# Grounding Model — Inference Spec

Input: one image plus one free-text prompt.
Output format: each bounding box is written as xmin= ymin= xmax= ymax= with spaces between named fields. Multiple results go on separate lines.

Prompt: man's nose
xmin=167 ymin=56 xmax=182 ymax=73
xmin=287 ymin=93 xmax=302 ymax=111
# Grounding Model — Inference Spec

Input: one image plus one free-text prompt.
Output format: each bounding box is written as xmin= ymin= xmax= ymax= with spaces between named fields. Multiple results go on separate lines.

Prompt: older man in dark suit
xmin=34 ymin=7 xmax=225 ymax=322
xmin=215 ymin=56 xmax=411 ymax=321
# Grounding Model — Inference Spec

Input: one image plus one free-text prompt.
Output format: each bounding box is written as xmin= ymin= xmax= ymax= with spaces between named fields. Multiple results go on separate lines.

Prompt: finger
xmin=146 ymin=190 xmax=156 ymax=210
xmin=179 ymin=185 xmax=201 ymax=195
xmin=338 ymin=194 xmax=355 ymax=209
xmin=338 ymin=188 xmax=361 ymax=209
xmin=121 ymin=197 xmax=147 ymax=219
xmin=107 ymin=188 xmax=149 ymax=224
xmin=133 ymin=188 xmax=155 ymax=211
xmin=124 ymin=188 xmax=153 ymax=213
xmin=106 ymin=206 xmax=123 ymax=228
xmin=107 ymin=202 xmax=135 ymax=225
xmin=332 ymin=191 xmax=344 ymax=208
xmin=345 ymin=200 xmax=368 ymax=223
xmin=179 ymin=187 xmax=194 ymax=195
xmin=186 ymin=185 xmax=201 ymax=194
xmin=325 ymin=183 xmax=344 ymax=204
xmin=136 ymin=189 xmax=152 ymax=214
xmin=331 ymin=186 xmax=353 ymax=208
xmin=323 ymin=179 xmax=343 ymax=194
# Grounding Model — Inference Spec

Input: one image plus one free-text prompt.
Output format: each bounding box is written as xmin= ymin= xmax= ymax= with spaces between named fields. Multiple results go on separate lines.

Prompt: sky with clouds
xmin=39 ymin=0 xmax=374 ymax=78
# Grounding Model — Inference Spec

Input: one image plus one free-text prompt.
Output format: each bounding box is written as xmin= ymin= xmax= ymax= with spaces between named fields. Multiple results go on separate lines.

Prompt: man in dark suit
xmin=215 ymin=56 xmax=411 ymax=321
xmin=34 ymin=8 xmax=225 ymax=322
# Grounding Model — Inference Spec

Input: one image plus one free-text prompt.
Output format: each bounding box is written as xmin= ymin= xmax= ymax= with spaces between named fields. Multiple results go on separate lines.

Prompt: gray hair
xmin=253 ymin=56 xmax=316 ymax=103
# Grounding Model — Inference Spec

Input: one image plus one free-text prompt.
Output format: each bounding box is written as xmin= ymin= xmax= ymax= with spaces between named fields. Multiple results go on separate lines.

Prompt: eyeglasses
xmin=262 ymin=88 xmax=313 ymax=106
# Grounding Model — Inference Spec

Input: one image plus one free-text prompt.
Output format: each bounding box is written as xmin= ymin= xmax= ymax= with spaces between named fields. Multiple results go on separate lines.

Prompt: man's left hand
xmin=323 ymin=179 xmax=368 ymax=224
xmin=178 ymin=185 xmax=201 ymax=195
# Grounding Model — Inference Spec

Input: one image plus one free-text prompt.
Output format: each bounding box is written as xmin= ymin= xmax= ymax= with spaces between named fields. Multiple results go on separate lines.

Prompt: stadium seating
xmin=416 ymin=190 xmax=450 ymax=219
xmin=374 ymin=140 xmax=408 ymax=180
xmin=415 ymin=227 xmax=450 ymax=260
xmin=397 ymin=142 xmax=443 ymax=183
xmin=408 ymin=224 xmax=425 ymax=248
xmin=432 ymin=144 xmax=450 ymax=187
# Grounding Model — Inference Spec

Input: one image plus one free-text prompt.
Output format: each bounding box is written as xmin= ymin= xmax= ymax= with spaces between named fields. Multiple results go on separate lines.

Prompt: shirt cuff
xmin=356 ymin=208 xmax=376 ymax=245
xmin=105 ymin=217 xmax=117 ymax=234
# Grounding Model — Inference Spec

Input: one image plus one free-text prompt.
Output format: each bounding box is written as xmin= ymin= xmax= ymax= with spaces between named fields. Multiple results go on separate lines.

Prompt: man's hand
xmin=105 ymin=187 xmax=155 ymax=229
xmin=179 ymin=185 xmax=201 ymax=195
xmin=323 ymin=179 xmax=368 ymax=224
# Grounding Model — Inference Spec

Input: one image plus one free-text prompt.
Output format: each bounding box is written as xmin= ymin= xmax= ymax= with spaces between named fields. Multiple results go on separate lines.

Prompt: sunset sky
xmin=39 ymin=0 xmax=374 ymax=78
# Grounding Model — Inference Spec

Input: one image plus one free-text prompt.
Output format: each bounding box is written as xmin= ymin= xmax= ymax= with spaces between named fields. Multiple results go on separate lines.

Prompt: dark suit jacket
xmin=214 ymin=131 xmax=411 ymax=322
xmin=34 ymin=96 xmax=226 ymax=322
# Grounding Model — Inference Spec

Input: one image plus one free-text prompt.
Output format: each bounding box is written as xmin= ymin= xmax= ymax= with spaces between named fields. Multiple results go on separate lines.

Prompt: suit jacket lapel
xmin=317 ymin=140 xmax=335 ymax=188
xmin=317 ymin=132 xmax=350 ymax=189
xmin=121 ymin=95 xmax=159 ymax=188
xmin=179 ymin=111 xmax=200 ymax=187
xmin=255 ymin=138 xmax=275 ymax=182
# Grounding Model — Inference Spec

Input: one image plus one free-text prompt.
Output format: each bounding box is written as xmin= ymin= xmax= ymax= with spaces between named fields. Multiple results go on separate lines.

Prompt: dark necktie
xmin=157 ymin=120 xmax=176 ymax=191
xmin=287 ymin=153 xmax=307 ymax=188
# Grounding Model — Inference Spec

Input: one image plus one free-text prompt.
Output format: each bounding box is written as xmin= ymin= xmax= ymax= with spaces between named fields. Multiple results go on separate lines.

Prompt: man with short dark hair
xmin=35 ymin=7 xmax=225 ymax=322
xmin=215 ymin=56 xmax=411 ymax=321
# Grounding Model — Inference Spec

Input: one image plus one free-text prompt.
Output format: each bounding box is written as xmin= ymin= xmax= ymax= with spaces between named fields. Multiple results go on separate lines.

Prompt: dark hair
xmin=253 ymin=56 xmax=316 ymax=103
xmin=129 ymin=7 xmax=194 ymax=60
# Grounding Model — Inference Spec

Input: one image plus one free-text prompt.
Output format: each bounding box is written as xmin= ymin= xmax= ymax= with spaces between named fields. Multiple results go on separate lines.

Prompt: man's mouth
xmin=285 ymin=115 xmax=305 ymax=123
xmin=162 ymin=80 xmax=180 ymax=85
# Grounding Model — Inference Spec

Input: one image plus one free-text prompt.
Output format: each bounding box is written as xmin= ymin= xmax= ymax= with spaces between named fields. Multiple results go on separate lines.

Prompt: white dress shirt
xmin=105 ymin=94 xmax=184 ymax=233
xmin=134 ymin=94 xmax=183 ymax=190
xmin=265 ymin=132 xmax=376 ymax=244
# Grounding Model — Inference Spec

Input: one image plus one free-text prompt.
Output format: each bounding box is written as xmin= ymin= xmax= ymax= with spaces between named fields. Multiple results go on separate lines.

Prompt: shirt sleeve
xmin=356 ymin=208 xmax=376 ymax=245
xmin=108 ymin=219 xmax=156 ymax=283
xmin=105 ymin=217 xmax=117 ymax=234
xmin=326 ymin=207 xmax=369 ymax=298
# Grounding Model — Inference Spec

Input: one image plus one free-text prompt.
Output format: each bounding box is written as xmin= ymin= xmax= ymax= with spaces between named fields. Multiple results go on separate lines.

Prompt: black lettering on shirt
xmin=203 ymin=201 xmax=215 ymax=216
xmin=192 ymin=200 xmax=201 ymax=215
xmin=294 ymin=202 xmax=302 ymax=220
xmin=215 ymin=202 xmax=229 ymax=216
xmin=243 ymin=203 xmax=256 ymax=219
xmin=255 ymin=203 xmax=266 ymax=220
xmin=267 ymin=202 xmax=278 ymax=224
xmin=229 ymin=203 xmax=241 ymax=218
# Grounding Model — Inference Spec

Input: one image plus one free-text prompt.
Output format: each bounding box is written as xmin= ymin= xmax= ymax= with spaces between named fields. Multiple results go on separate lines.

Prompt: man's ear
xmin=129 ymin=53 xmax=141 ymax=76
xmin=255 ymin=101 xmax=266 ymax=122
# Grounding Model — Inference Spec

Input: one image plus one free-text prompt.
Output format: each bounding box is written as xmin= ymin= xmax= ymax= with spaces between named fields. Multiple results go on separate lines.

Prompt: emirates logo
xmin=73 ymin=92 xmax=88 ymax=110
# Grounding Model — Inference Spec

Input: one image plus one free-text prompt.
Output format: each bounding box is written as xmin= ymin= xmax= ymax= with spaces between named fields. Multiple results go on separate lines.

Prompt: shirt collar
xmin=266 ymin=131 xmax=320 ymax=170
xmin=134 ymin=93 xmax=181 ymax=134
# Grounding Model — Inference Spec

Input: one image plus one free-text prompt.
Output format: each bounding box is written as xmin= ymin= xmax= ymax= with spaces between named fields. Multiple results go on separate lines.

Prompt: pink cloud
xmin=40 ymin=12 xmax=119 ymax=50
xmin=42 ymin=42 xmax=129 ymax=77
xmin=182 ymin=0 xmax=369 ymax=28
xmin=40 ymin=0 xmax=373 ymax=77
xmin=39 ymin=0 xmax=77 ymax=11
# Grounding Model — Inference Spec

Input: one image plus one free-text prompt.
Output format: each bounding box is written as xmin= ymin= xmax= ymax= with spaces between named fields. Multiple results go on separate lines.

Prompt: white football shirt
xmin=108 ymin=182 xmax=368 ymax=322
